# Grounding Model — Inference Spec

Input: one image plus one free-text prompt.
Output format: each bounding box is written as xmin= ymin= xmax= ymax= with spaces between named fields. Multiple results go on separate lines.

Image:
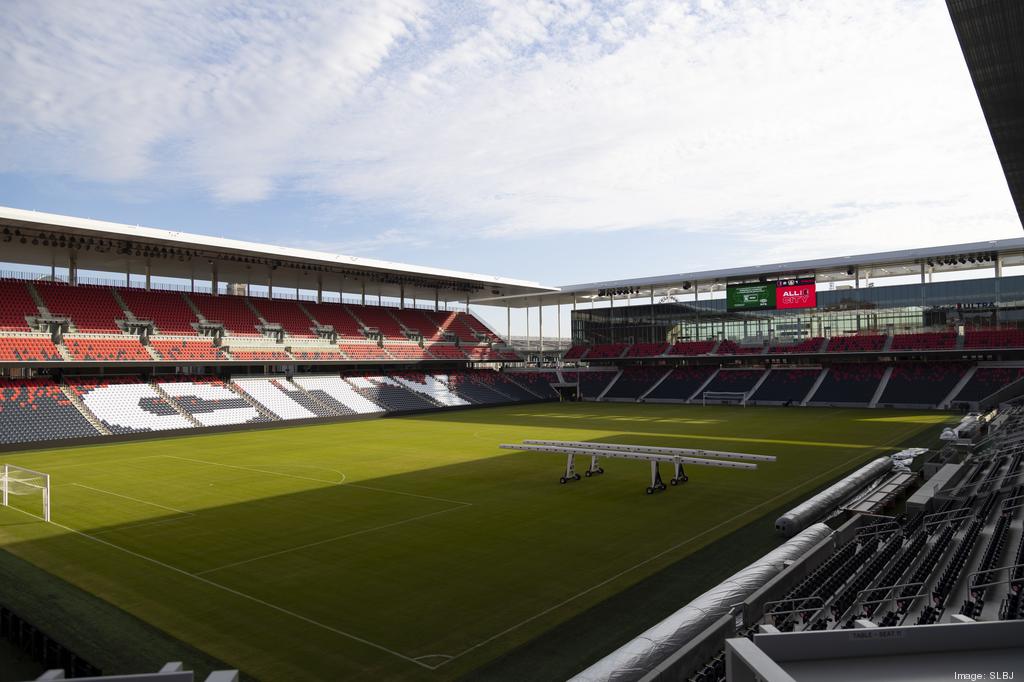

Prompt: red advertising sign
xmin=774 ymin=278 xmax=816 ymax=310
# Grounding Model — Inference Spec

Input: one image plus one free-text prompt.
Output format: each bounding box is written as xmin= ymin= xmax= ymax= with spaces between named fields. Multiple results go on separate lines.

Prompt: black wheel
xmin=683 ymin=475 xmax=689 ymax=482
xmin=585 ymin=470 xmax=591 ymax=478
xmin=646 ymin=486 xmax=654 ymax=495
xmin=670 ymin=478 xmax=679 ymax=486
xmin=560 ymin=477 xmax=567 ymax=484
xmin=574 ymin=473 xmax=581 ymax=481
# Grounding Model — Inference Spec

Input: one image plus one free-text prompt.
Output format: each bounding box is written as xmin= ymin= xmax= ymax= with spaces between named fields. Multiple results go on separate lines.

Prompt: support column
xmin=400 ymin=283 xmax=405 ymax=309
xmin=609 ymin=294 xmax=614 ymax=343
xmin=125 ymin=261 xmax=130 ymax=287
xmin=361 ymin=282 xmax=366 ymax=306
xmin=145 ymin=262 xmax=151 ymax=290
xmin=651 ymin=288 xmax=656 ymax=343
xmin=920 ymin=262 xmax=926 ymax=284
xmin=211 ymin=261 xmax=219 ymax=296
xmin=316 ymin=275 xmax=323 ymax=304
xmin=68 ymin=251 xmax=77 ymax=285
xmin=268 ymin=273 xmax=273 ymax=298
xmin=466 ymin=294 xmax=471 ymax=314
xmin=557 ymin=303 xmax=561 ymax=350
xmin=507 ymin=305 xmax=511 ymax=342
xmin=526 ymin=306 xmax=531 ymax=353
xmin=190 ymin=275 xmax=195 ymax=293
xmin=50 ymin=262 xmax=56 ymax=280
xmin=434 ymin=288 xmax=439 ymax=312
xmin=539 ymin=304 xmax=544 ymax=356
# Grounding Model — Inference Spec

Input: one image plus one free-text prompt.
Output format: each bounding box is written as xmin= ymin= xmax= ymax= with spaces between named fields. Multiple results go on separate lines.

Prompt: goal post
xmin=1 ymin=464 xmax=51 ymax=522
xmin=702 ymin=391 xmax=747 ymax=407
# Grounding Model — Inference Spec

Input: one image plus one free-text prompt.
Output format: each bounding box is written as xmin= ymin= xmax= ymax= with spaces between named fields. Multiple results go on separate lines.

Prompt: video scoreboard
xmin=726 ymin=277 xmax=816 ymax=311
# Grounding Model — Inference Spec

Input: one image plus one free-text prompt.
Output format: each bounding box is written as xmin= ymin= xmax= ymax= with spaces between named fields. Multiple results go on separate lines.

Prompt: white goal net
xmin=702 ymin=391 xmax=746 ymax=407
xmin=1 ymin=464 xmax=51 ymax=522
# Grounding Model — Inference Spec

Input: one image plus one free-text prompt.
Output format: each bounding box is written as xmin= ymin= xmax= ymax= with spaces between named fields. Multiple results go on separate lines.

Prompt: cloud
xmin=0 ymin=0 xmax=1019 ymax=248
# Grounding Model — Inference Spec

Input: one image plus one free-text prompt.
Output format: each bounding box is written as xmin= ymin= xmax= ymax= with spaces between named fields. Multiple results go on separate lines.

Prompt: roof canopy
xmin=0 ymin=206 xmax=556 ymax=302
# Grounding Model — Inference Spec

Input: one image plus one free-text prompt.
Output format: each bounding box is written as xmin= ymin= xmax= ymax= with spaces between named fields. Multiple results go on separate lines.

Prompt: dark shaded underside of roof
xmin=947 ymin=0 xmax=1024 ymax=228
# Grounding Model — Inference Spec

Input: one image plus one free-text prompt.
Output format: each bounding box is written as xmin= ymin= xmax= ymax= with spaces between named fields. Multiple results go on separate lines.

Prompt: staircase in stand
xmin=61 ymin=385 xmax=112 ymax=435
xmin=150 ymin=383 xmax=203 ymax=428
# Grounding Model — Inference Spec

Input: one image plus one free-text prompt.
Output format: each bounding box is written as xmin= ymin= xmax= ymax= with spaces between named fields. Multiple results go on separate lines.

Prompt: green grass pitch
xmin=0 ymin=403 xmax=953 ymax=680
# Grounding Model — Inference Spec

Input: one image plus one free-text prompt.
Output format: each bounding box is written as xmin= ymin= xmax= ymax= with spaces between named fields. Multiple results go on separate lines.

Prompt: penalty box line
xmin=0 ymin=502 xmax=438 ymax=670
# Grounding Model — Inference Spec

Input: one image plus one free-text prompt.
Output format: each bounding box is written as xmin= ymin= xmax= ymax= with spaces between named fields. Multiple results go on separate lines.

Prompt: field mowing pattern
xmin=0 ymin=404 xmax=952 ymax=680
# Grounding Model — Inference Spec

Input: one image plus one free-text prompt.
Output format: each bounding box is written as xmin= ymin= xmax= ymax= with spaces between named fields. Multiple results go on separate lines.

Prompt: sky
xmin=0 ymin=0 xmax=1021 ymax=337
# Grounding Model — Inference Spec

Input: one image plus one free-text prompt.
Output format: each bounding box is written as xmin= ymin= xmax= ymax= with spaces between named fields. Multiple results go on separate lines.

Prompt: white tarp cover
xmin=571 ymin=523 xmax=833 ymax=682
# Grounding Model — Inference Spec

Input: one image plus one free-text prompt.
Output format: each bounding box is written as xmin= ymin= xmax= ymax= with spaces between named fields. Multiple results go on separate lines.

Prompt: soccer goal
xmin=702 ymin=391 xmax=746 ymax=407
xmin=1 ymin=464 xmax=51 ymax=522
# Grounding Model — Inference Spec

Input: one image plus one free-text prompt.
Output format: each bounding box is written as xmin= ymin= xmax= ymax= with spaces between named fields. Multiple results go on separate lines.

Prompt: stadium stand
xmin=338 ymin=343 xmax=392 ymax=360
xmin=189 ymin=293 xmax=262 ymax=336
xmin=423 ymin=311 xmax=478 ymax=344
xmin=715 ymin=340 xmax=739 ymax=354
xmin=67 ymin=377 xmax=195 ymax=433
xmin=425 ymin=344 xmax=466 ymax=360
xmin=231 ymin=377 xmax=324 ymax=420
xmin=470 ymin=370 xmax=544 ymax=402
xmin=288 ymin=346 xmax=346 ymax=361
xmin=63 ymin=336 xmax=152 ymax=362
xmin=749 ymin=369 xmax=821 ymax=403
xmin=668 ymin=340 xmax=716 ymax=356
xmin=392 ymin=372 xmax=470 ymax=406
xmin=0 ymin=337 xmax=62 ymax=362
xmin=0 ymin=377 xmax=99 ymax=444
xmin=34 ymin=282 xmax=124 ymax=333
xmin=346 ymin=305 xmax=407 ymax=340
xmin=302 ymin=301 xmax=364 ymax=338
xmin=825 ymin=334 xmax=886 ymax=352
xmin=878 ymin=362 xmax=968 ymax=406
xmin=118 ymin=288 xmax=198 ymax=334
xmin=952 ymin=367 xmax=1024 ymax=403
xmin=463 ymin=346 xmax=520 ymax=362
xmin=603 ymin=367 xmax=668 ymax=399
xmin=441 ymin=372 xmax=510 ymax=404
xmin=248 ymin=298 xmax=316 ymax=337
xmin=150 ymin=338 xmax=223 ymax=361
xmin=702 ymin=369 xmax=765 ymax=393
xmin=504 ymin=372 xmax=559 ymax=398
xmin=645 ymin=366 xmax=717 ymax=400
xmin=586 ymin=343 xmax=629 ymax=359
xmin=0 ymin=280 xmax=40 ymax=330
xmin=384 ymin=342 xmax=432 ymax=361
xmin=563 ymin=345 xmax=589 ymax=360
xmin=890 ymin=331 xmax=957 ymax=351
xmin=158 ymin=378 xmax=269 ymax=426
xmin=964 ymin=328 xmax=1024 ymax=349
xmin=808 ymin=363 xmax=886 ymax=404
xmin=579 ymin=371 xmax=618 ymax=399
xmin=226 ymin=348 xmax=292 ymax=362
xmin=291 ymin=375 xmax=384 ymax=414
xmin=769 ymin=337 xmax=825 ymax=354
xmin=624 ymin=342 xmax=669 ymax=358
xmin=345 ymin=375 xmax=438 ymax=412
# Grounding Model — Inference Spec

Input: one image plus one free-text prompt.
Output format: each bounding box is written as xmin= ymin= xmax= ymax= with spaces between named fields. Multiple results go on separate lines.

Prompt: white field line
xmin=197 ymin=503 xmax=470 ymax=576
xmin=434 ymin=448 xmax=894 ymax=667
xmin=0 ymin=503 xmax=434 ymax=670
xmin=70 ymin=483 xmax=195 ymax=516
xmin=35 ymin=454 xmax=167 ymax=471
xmin=163 ymin=454 xmax=473 ymax=506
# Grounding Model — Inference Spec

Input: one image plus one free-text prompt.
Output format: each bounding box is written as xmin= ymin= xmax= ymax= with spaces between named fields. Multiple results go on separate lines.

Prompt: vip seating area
xmin=0 ymin=279 xmax=517 ymax=365
xmin=0 ymin=370 xmax=554 ymax=446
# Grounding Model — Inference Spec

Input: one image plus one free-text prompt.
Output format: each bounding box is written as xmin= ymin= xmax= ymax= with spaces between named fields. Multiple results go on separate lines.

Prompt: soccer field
xmin=0 ymin=403 xmax=953 ymax=681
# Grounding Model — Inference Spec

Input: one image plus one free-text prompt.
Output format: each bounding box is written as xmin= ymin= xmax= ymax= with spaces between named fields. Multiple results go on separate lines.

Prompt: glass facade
xmin=571 ymin=274 xmax=1024 ymax=344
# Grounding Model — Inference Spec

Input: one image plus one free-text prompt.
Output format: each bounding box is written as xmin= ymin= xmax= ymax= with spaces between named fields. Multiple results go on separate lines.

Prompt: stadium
xmin=2 ymin=2 xmax=1024 ymax=682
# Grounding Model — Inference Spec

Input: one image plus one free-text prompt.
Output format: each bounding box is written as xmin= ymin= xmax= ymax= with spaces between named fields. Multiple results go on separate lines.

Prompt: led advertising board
xmin=726 ymin=277 xmax=816 ymax=311
xmin=726 ymin=282 xmax=775 ymax=310
xmin=775 ymin=277 xmax=817 ymax=310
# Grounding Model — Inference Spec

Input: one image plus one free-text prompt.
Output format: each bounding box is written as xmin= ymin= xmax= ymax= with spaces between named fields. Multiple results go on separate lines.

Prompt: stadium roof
xmin=0 ymin=206 xmax=556 ymax=302
xmin=478 ymin=237 xmax=1024 ymax=308
xmin=947 ymin=0 xmax=1024 ymax=228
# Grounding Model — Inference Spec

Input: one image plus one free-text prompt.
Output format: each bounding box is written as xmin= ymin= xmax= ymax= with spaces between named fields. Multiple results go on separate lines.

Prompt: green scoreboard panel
xmin=726 ymin=282 xmax=775 ymax=310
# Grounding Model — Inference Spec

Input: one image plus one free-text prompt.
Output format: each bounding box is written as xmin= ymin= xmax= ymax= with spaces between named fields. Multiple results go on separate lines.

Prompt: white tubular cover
xmin=158 ymin=381 xmax=261 ymax=426
xmin=394 ymin=374 xmax=470 ymax=407
xmin=292 ymin=376 xmax=384 ymax=414
xmin=81 ymin=384 xmax=194 ymax=432
xmin=233 ymin=378 xmax=316 ymax=420
xmin=774 ymin=457 xmax=894 ymax=537
xmin=570 ymin=523 xmax=833 ymax=682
